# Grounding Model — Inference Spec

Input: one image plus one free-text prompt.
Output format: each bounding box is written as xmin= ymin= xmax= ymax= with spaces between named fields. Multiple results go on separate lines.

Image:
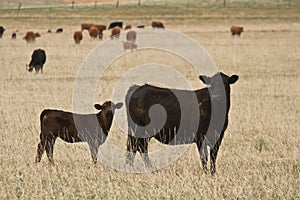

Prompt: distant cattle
xmin=152 ymin=21 xmax=165 ymax=28
xmin=89 ymin=27 xmax=99 ymax=39
xmin=26 ymin=49 xmax=46 ymax=74
xmin=0 ymin=26 xmax=5 ymax=38
xmin=125 ymin=72 xmax=239 ymax=175
xmin=81 ymin=23 xmax=93 ymax=31
xmin=110 ymin=26 xmax=121 ymax=39
xmin=91 ymin=24 xmax=106 ymax=39
xmin=123 ymin=41 xmax=137 ymax=52
xmin=124 ymin=25 xmax=132 ymax=30
xmin=92 ymin=24 xmax=106 ymax=32
xmin=73 ymin=31 xmax=83 ymax=44
xmin=56 ymin=28 xmax=63 ymax=33
xmin=23 ymin=31 xmax=41 ymax=43
xmin=126 ymin=30 xmax=137 ymax=42
xmin=231 ymin=26 xmax=244 ymax=36
xmin=11 ymin=32 xmax=17 ymax=39
xmin=47 ymin=29 xmax=52 ymax=33
xmin=137 ymin=25 xmax=145 ymax=29
xmin=108 ymin=21 xmax=123 ymax=30
xmin=35 ymin=101 xmax=123 ymax=165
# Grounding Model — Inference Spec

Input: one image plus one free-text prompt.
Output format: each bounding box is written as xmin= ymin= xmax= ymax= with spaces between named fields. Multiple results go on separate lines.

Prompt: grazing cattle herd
xmin=1 ymin=20 xmax=240 ymax=175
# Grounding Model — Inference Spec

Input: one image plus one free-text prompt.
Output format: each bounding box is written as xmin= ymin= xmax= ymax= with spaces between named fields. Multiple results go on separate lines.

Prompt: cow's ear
xmin=115 ymin=102 xmax=123 ymax=109
xmin=199 ymin=75 xmax=211 ymax=85
xmin=94 ymin=104 xmax=102 ymax=110
xmin=228 ymin=75 xmax=239 ymax=84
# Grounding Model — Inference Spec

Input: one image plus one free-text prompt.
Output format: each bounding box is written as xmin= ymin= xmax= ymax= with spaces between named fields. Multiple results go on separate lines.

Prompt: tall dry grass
xmin=0 ymin=5 xmax=299 ymax=199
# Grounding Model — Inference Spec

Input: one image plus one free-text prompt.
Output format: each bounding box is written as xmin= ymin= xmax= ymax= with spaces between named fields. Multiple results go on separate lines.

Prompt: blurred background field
xmin=0 ymin=1 xmax=299 ymax=199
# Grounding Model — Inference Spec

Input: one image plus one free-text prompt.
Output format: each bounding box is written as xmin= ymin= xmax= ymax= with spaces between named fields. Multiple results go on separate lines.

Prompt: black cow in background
xmin=11 ymin=32 xmax=17 ymax=40
xmin=108 ymin=21 xmax=123 ymax=30
xmin=26 ymin=49 xmax=46 ymax=74
xmin=0 ymin=26 xmax=5 ymax=38
xmin=56 ymin=28 xmax=63 ymax=33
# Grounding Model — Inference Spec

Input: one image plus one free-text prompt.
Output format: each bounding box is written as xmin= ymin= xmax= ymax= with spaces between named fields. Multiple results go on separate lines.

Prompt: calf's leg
xmin=35 ymin=133 xmax=46 ymax=163
xmin=88 ymin=141 xmax=100 ymax=164
xmin=45 ymin=136 xmax=56 ymax=165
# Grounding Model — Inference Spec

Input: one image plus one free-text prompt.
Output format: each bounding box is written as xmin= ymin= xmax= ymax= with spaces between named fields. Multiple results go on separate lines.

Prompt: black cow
xmin=26 ymin=49 xmax=46 ymax=74
xmin=125 ymin=72 xmax=238 ymax=175
xmin=56 ymin=28 xmax=63 ymax=33
xmin=0 ymin=26 xmax=5 ymax=38
xmin=35 ymin=101 xmax=123 ymax=165
xmin=11 ymin=32 xmax=17 ymax=39
xmin=108 ymin=21 xmax=123 ymax=30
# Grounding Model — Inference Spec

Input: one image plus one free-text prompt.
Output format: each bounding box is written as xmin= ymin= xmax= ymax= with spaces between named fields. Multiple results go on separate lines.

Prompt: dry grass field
xmin=0 ymin=4 xmax=299 ymax=199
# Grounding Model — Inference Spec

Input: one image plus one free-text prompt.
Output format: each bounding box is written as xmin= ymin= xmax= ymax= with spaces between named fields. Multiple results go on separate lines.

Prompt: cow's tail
xmin=40 ymin=109 xmax=50 ymax=133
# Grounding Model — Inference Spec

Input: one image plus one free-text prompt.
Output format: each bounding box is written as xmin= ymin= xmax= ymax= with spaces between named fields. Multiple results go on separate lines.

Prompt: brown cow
xmin=124 ymin=25 xmax=132 ymax=30
xmin=92 ymin=24 xmax=106 ymax=32
xmin=35 ymin=101 xmax=123 ymax=165
xmin=89 ymin=27 xmax=99 ymax=39
xmin=152 ymin=21 xmax=165 ymax=28
xmin=23 ymin=31 xmax=41 ymax=43
xmin=81 ymin=23 xmax=93 ymax=31
xmin=73 ymin=31 xmax=83 ymax=44
xmin=110 ymin=26 xmax=121 ymax=39
xmin=91 ymin=24 xmax=106 ymax=39
xmin=231 ymin=26 xmax=244 ymax=36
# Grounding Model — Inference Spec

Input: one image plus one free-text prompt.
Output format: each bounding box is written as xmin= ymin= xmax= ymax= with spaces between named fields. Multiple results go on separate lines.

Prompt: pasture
xmin=0 ymin=3 xmax=299 ymax=199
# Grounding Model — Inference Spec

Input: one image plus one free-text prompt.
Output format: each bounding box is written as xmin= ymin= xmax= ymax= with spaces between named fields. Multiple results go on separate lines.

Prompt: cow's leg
xmin=99 ymin=32 xmax=103 ymax=39
xmin=45 ymin=136 xmax=56 ymax=165
xmin=196 ymin=135 xmax=208 ymax=174
xmin=41 ymin=66 xmax=43 ymax=74
xmin=35 ymin=133 xmax=46 ymax=163
xmin=89 ymin=141 xmax=100 ymax=164
xmin=35 ymin=66 xmax=39 ymax=74
xmin=138 ymin=138 xmax=152 ymax=169
xmin=125 ymin=135 xmax=138 ymax=166
xmin=209 ymin=132 xmax=224 ymax=175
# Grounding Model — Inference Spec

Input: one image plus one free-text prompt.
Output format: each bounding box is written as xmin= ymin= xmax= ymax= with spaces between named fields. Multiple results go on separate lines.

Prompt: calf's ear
xmin=94 ymin=104 xmax=102 ymax=110
xmin=228 ymin=75 xmax=239 ymax=84
xmin=115 ymin=102 xmax=123 ymax=109
xmin=199 ymin=75 xmax=211 ymax=85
